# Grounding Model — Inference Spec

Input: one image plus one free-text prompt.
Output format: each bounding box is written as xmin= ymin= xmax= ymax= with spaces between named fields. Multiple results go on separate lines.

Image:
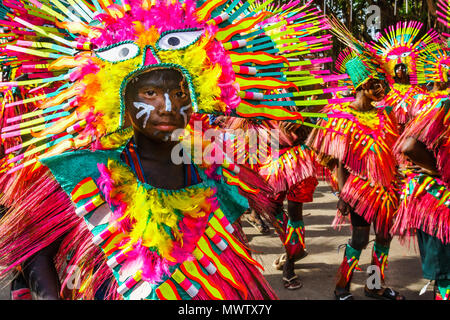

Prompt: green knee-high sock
xmin=371 ymin=242 xmax=390 ymax=283
xmin=337 ymin=244 xmax=362 ymax=290
xmin=436 ymin=279 xmax=450 ymax=300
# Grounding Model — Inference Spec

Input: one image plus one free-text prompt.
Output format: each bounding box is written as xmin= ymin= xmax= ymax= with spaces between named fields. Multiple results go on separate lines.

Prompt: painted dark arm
xmin=336 ymin=160 xmax=352 ymax=215
xmin=337 ymin=160 xmax=349 ymax=192
xmin=401 ymin=137 xmax=440 ymax=176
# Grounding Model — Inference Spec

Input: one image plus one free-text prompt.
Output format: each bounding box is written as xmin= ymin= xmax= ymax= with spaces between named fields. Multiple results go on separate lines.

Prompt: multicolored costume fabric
xmin=258 ymin=122 xmax=318 ymax=256
xmin=0 ymin=0 xmax=350 ymax=300
xmin=306 ymin=102 xmax=400 ymax=236
xmin=392 ymin=89 xmax=450 ymax=245
xmin=380 ymin=83 xmax=425 ymax=125
xmin=391 ymin=23 xmax=450 ymax=297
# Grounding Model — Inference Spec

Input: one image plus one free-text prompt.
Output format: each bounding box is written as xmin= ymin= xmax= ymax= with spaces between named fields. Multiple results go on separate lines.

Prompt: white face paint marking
xmin=153 ymin=130 xmax=170 ymax=142
xmin=180 ymin=104 xmax=192 ymax=125
xmin=164 ymin=92 xmax=172 ymax=112
xmin=133 ymin=102 xmax=155 ymax=128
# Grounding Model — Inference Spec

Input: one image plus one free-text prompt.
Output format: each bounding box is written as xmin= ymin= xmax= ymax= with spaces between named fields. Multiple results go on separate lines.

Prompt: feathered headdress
xmin=0 ymin=0 xmax=349 ymax=174
xmin=328 ymin=16 xmax=386 ymax=92
xmin=335 ymin=47 xmax=385 ymax=92
xmin=417 ymin=44 xmax=450 ymax=83
xmin=368 ymin=21 xmax=440 ymax=85
xmin=437 ymin=0 xmax=450 ymax=38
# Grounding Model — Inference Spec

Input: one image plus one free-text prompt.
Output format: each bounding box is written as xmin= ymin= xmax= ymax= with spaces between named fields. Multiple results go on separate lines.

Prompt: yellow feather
xmin=107 ymin=160 xmax=214 ymax=261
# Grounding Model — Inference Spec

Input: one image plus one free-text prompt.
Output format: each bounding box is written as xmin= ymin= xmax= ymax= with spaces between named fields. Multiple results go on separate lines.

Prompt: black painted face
xmin=362 ymin=78 xmax=386 ymax=102
xmin=395 ymin=63 xmax=406 ymax=77
xmin=435 ymin=81 xmax=449 ymax=91
xmin=124 ymin=68 xmax=193 ymax=142
xmin=394 ymin=63 xmax=409 ymax=84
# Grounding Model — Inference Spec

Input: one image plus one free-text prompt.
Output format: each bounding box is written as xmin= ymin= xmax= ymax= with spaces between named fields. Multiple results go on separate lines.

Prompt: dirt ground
xmin=242 ymin=182 xmax=434 ymax=300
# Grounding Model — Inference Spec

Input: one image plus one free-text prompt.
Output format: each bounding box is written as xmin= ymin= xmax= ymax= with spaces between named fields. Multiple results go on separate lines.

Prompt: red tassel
xmin=234 ymin=164 xmax=278 ymax=221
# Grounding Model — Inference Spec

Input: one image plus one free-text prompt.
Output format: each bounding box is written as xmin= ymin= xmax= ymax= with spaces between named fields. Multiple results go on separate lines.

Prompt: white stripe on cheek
xmin=164 ymin=93 xmax=172 ymax=112
xmin=133 ymin=102 xmax=155 ymax=128
xmin=180 ymin=104 xmax=192 ymax=125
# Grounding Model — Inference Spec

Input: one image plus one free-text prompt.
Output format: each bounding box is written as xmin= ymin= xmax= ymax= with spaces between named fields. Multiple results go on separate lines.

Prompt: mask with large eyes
xmin=66 ymin=0 xmax=239 ymax=140
xmin=439 ymin=62 xmax=450 ymax=82
xmin=88 ymin=25 xmax=225 ymax=132
xmin=383 ymin=47 xmax=416 ymax=79
xmin=387 ymin=51 xmax=411 ymax=61
xmin=156 ymin=29 xmax=204 ymax=51
xmin=95 ymin=42 xmax=141 ymax=63
xmin=94 ymin=29 xmax=204 ymax=64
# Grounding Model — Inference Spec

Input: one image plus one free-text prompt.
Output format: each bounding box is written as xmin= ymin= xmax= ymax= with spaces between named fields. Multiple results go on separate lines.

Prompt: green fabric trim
xmin=345 ymin=243 xmax=362 ymax=261
xmin=410 ymin=174 xmax=450 ymax=209
xmin=39 ymin=148 xmax=123 ymax=198
xmin=196 ymin=165 xmax=249 ymax=225
xmin=275 ymin=211 xmax=285 ymax=221
xmin=436 ymin=279 xmax=450 ymax=287
xmin=383 ymin=105 xmax=393 ymax=115
xmin=287 ymin=219 xmax=304 ymax=229
xmin=373 ymin=241 xmax=390 ymax=257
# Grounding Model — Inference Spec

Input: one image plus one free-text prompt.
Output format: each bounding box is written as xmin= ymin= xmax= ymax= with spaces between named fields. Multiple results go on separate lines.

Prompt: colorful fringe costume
xmin=258 ymin=121 xmax=318 ymax=256
xmin=214 ymin=114 xmax=318 ymax=259
xmin=307 ymin=20 xmax=407 ymax=299
xmin=0 ymin=0 xmax=347 ymax=300
xmin=305 ymin=39 xmax=400 ymax=237
xmin=368 ymin=21 xmax=440 ymax=127
xmin=307 ymin=102 xmax=400 ymax=236
xmin=392 ymin=39 xmax=450 ymax=299
xmin=205 ymin=2 xmax=351 ymax=262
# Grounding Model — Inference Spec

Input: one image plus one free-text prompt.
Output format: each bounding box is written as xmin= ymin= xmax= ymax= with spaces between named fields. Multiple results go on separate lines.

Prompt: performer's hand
xmin=406 ymin=165 xmax=441 ymax=178
xmin=279 ymin=121 xmax=299 ymax=134
xmin=337 ymin=198 xmax=352 ymax=216
xmin=280 ymin=106 xmax=300 ymax=132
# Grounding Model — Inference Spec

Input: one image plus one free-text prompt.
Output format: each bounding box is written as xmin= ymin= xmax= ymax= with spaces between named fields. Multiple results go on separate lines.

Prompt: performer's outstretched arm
xmin=401 ymin=137 xmax=440 ymax=177
xmin=336 ymin=161 xmax=352 ymax=216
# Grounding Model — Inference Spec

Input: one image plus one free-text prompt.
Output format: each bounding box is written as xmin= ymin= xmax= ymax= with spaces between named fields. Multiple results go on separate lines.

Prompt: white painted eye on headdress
xmin=387 ymin=54 xmax=399 ymax=60
xmin=157 ymin=30 xmax=204 ymax=51
xmin=400 ymin=51 xmax=411 ymax=58
xmin=95 ymin=42 xmax=140 ymax=63
xmin=441 ymin=63 xmax=450 ymax=69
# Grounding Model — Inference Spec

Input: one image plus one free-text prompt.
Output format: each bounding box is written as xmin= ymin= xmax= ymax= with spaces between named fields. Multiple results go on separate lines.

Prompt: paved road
xmin=0 ymin=182 xmax=434 ymax=300
xmin=242 ymin=182 xmax=433 ymax=300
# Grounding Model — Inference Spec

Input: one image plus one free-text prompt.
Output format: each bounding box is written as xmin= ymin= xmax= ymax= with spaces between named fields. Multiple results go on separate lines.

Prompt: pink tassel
xmin=0 ymin=169 xmax=79 ymax=276
xmin=218 ymin=247 xmax=278 ymax=300
xmin=340 ymin=174 xmax=398 ymax=237
xmin=392 ymin=175 xmax=450 ymax=244
xmin=259 ymin=145 xmax=317 ymax=194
